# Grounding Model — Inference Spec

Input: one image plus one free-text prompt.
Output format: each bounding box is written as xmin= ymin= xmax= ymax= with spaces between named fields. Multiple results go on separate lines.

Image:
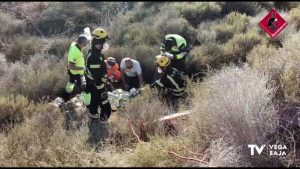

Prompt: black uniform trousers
xmin=86 ymin=80 xmax=112 ymax=121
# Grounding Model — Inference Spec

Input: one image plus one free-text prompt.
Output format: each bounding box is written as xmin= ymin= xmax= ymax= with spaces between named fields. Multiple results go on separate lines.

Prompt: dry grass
xmin=0 ymin=54 xmax=67 ymax=101
xmin=120 ymin=87 xmax=170 ymax=141
xmin=0 ymin=2 xmax=300 ymax=167
xmin=189 ymin=65 xmax=278 ymax=159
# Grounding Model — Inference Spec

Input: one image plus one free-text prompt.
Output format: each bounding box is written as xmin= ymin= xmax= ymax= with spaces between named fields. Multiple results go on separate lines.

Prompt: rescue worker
xmin=83 ymin=28 xmax=112 ymax=124
xmin=160 ymin=34 xmax=188 ymax=74
xmin=104 ymin=57 xmax=122 ymax=91
xmin=61 ymin=35 xmax=88 ymax=103
xmin=150 ymin=54 xmax=188 ymax=111
xmin=120 ymin=57 xmax=143 ymax=91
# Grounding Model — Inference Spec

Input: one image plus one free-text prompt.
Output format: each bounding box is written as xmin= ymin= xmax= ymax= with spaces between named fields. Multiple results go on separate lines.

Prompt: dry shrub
xmin=170 ymin=2 xmax=222 ymax=27
xmin=222 ymin=30 xmax=262 ymax=63
xmin=219 ymin=2 xmax=260 ymax=16
xmin=200 ymin=138 xmax=247 ymax=167
xmin=46 ymin=37 xmax=73 ymax=58
xmin=190 ymin=65 xmax=277 ymax=157
xmin=281 ymin=62 xmax=300 ymax=104
xmin=0 ymin=95 xmax=30 ymax=131
xmin=122 ymin=24 xmax=161 ymax=47
xmin=5 ymin=36 xmax=46 ymax=63
xmin=121 ymin=87 xmax=170 ymax=140
xmin=288 ymin=6 xmax=300 ymax=30
xmin=153 ymin=8 xmax=197 ymax=44
xmin=17 ymin=54 xmax=67 ymax=101
xmin=106 ymin=112 xmax=136 ymax=148
xmin=189 ymin=43 xmax=223 ymax=69
xmin=109 ymin=14 xmax=131 ymax=46
xmin=0 ymin=103 xmax=108 ymax=167
xmin=274 ymin=2 xmax=300 ymax=11
xmin=0 ymin=54 xmax=67 ymax=101
xmin=213 ymin=12 xmax=250 ymax=43
xmin=196 ymin=24 xmax=217 ymax=44
xmin=278 ymin=34 xmax=300 ymax=104
xmin=247 ymin=33 xmax=300 ymax=104
xmin=102 ymin=46 xmax=131 ymax=64
xmin=132 ymin=45 xmax=158 ymax=83
xmin=246 ymin=45 xmax=282 ymax=74
xmin=127 ymin=135 xmax=189 ymax=167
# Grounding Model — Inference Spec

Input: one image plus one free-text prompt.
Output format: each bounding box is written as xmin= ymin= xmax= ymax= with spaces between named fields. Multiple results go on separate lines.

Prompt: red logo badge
xmin=259 ymin=8 xmax=288 ymax=39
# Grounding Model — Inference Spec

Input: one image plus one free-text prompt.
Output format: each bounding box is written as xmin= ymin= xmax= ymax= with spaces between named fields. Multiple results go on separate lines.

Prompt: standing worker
xmin=150 ymin=54 xmax=188 ymax=111
xmin=84 ymin=28 xmax=112 ymax=146
xmin=160 ymin=34 xmax=188 ymax=74
xmin=60 ymin=35 xmax=88 ymax=103
xmin=84 ymin=28 xmax=112 ymax=124
xmin=120 ymin=57 xmax=143 ymax=91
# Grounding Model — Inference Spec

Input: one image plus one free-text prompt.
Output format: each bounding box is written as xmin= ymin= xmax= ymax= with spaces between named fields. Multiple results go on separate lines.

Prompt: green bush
xmin=212 ymin=12 xmax=250 ymax=43
xmin=170 ymin=2 xmax=222 ymax=27
xmin=132 ymin=45 xmax=158 ymax=83
xmin=218 ymin=2 xmax=260 ymax=16
xmin=122 ymin=24 xmax=161 ymax=47
xmin=189 ymin=43 xmax=224 ymax=69
xmin=154 ymin=11 xmax=197 ymax=44
xmin=213 ymin=25 xmax=235 ymax=43
xmin=222 ymin=30 xmax=262 ymax=63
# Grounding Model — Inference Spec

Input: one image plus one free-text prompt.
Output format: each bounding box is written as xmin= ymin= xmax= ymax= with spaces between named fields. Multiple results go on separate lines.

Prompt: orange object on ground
xmin=105 ymin=60 xmax=122 ymax=82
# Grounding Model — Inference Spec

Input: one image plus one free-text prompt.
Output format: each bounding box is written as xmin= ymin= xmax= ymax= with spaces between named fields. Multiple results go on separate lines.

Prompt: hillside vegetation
xmin=0 ymin=2 xmax=300 ymax=167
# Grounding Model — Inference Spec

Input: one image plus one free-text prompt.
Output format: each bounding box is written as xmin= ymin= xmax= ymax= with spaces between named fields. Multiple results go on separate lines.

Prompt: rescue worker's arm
xmin=68 ymin=62 xmax=84 ymax=71
xmin=121 ymin=71 xmax=129 ymax=90
xmin=150 ymin=79 xmax=165 ymax=91
xmin=138 ymin=73 xmax=143 ymax=88
xmin=150 ymin=74 xmax=171 ymax=91
xmin=136 ymin=62 xmax=143 ymax=88
xmin=120 ymin=60 xmax=129 ymax=90
xmin=87 ymin=57 xmax=107 ymax=89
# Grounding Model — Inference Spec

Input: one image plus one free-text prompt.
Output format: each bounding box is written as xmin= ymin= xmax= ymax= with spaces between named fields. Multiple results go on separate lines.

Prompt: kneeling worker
xmin=105 ymin=57 xmax=122 ymax=91
xmin=120 ymin=57 xmax=143 ymax=91
xmin=150 ymin=54 xmax=187 ymax=110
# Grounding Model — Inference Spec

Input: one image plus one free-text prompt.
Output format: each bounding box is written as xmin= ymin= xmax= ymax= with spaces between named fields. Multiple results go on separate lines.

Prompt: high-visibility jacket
xmin=104 ymin=60 xmax=122 ymax=82
xmin=85 ymin=47 xmax=108 ymax=90
xmin=67 ymin=42 xmax=85 ymax=75
xmin=150 ymin=66 xmax=187 ymax=97
xmin=160 ymin=34 xmax=188 ymax=73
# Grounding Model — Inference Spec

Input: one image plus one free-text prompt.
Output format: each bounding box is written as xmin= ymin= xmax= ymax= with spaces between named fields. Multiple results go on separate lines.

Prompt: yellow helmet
xmin=155 ymin=54 xmax=170 ymax=68
xmin=92 ymin=28 xmax=109 ymax=39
